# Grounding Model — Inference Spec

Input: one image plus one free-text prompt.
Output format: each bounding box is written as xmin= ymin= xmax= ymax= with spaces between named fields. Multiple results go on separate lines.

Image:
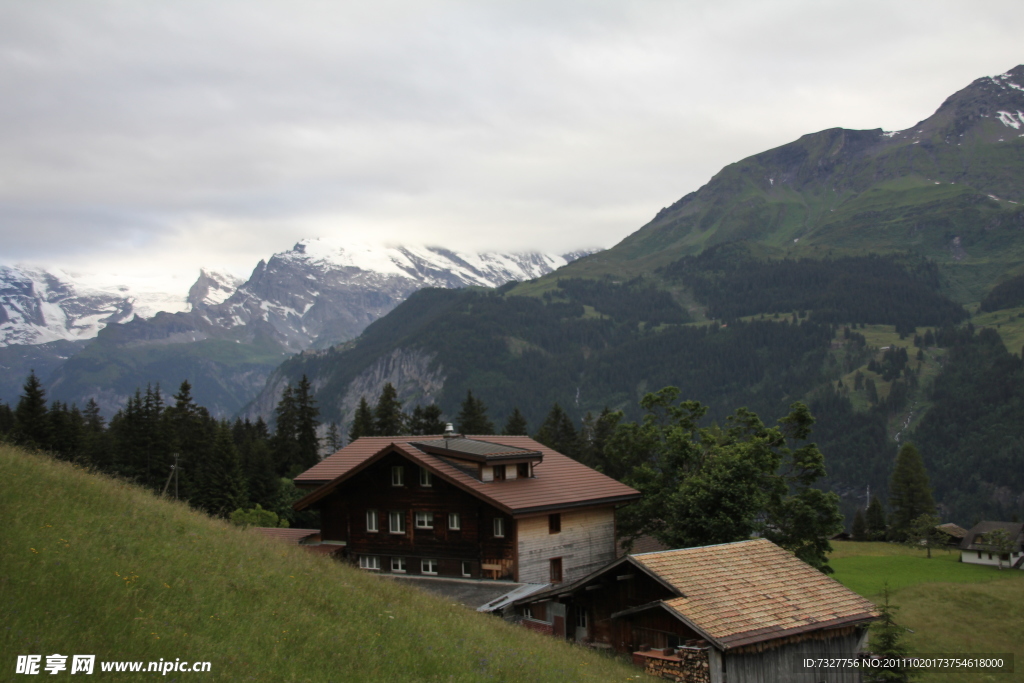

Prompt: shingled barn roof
xmin=293 ymin=435 xmax=640 ymax=516
xmin=633 ymin=539 xmax=879 ymax=648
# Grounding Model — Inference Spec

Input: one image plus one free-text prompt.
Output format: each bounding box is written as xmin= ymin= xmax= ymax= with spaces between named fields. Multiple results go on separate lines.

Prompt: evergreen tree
xmin=373 ymin=382 xmax=406 ymax=436
xmin=14 ymin=371 xmax=50 ymax=449
xmin=192 ymin=423 xmax=248 ymax=517
xmin=851 ymin=508 xmax=868 ymax=541
xmin=865 ymin=378 xmax=879 ymax=404
xmin=888 ymin=443 xmax=935 ymax=541
xmin=325 ymin=422 xmax=342 ymax=452
xmin=293 ymin=375 xmax=321 ymax=472
xmin=240 ymin=438 xmax=279 ymax=510
xmin=0 ymin=400 xmax=15 ymax=436
xmin=455 ymin=390 xmax=495 ymax=434
xmin=409 ymin=404 xmax=445 ymax=436
xmin=272 ymin=384 xmax=298 ymax=476
xmin=164 ymin=380 xmax=214 ymax=499
xmin=348 ymin=397 xmax=375 ymax=441
xmin=864 ymin=585 xmax=916 ymax=682
xmin=534 ymin=402 xmax=578 ymax=459
xmin=866 ymin=495 xmax=888 ymax=541
xmin=501 ymin=407 xmax=529 ymax=436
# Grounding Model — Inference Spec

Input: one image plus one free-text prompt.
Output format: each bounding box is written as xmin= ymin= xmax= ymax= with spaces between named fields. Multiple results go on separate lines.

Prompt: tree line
xmin=0 ymin=372 xmax=323 ymax=527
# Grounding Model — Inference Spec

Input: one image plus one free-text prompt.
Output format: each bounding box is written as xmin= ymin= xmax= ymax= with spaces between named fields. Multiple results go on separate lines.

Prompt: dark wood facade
xmin=316 ymin=449 xmax=517 ymax=579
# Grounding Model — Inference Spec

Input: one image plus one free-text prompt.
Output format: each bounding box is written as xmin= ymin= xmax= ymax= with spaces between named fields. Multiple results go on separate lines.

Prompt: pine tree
xmin=272 ymin=384 xmax=298 ymax=476
xmin=866 ymin=495 xmax=888 ymax=541
xmin=534 ymin=402 xmax=578 ymax=458
xmin=373 ymin=382 xmax=406 ymax=436
xmin=293 ymin=375 xmax=321 ymax=472
xmin=14 ymin=371 xmax=50 ymax=449
xmin=888 ymin=443 xmax=935 ymax=541
xmin=502 ymin=407 xmax=529 ymax=436
xmin=0 ymin=401 xmax=15 ymax=437
xmin=455 ymin=390 xmax=494 ymax=434
xmin=864 ymin=585 xmax=916 ymax=682
xmin=325 ymin=422 xmax=342 ymax=452
xmin=349 ymin=397 xmax=375 ymax=441
xmin=164 ymin=380 xmax=214 ymax=499
xmin=409 ymin=404 xmax=445 ymax=435
xmin=192 ymin=423 xmax=248 ymax=517
xmin=851 ymin=508 xmax=868 ymax=541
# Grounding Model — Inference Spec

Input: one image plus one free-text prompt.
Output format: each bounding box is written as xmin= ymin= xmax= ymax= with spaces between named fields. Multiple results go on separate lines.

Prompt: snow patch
xmin=881 ymin=131 xmax=900 ymax=138
xmin=996 ymin=111 xmax=1023 ymax=130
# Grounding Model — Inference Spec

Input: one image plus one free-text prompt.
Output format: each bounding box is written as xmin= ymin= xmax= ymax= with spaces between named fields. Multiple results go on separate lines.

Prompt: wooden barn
xmin=291 ymin=434 xmax=640 ymax=583
xmin=513 ymin=538 xmax=879 ymax=683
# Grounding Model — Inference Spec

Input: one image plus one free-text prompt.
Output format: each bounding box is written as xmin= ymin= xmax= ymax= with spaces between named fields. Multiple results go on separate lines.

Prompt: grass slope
xmin=830 ymin=542 xmax=1024 ymax=683
xmin=0 ymin=445 xmax=642 ymax=682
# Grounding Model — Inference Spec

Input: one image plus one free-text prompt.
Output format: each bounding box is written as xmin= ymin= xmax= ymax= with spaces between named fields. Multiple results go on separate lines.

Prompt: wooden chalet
xmin=292 ymin=434 xmax=640 ymax=583
xmin=513 ymin=539 xmax=879 ymax=683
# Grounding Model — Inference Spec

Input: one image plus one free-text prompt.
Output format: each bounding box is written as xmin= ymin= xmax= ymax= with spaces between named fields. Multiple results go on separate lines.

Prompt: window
xmin=549 ymin=513 xmax=561 ymax=534
xmin=493 ymin=465 xmax=506 ymax=480
xmin=461 ymin=561 xmax=471 ymax=577
xmin=550 ymin=557 xmax=563 ymax=583
xmin=391 ymin=557 xmax=407 ymax=573
xmin=389 ymin=511 xmax=406 ymax=534
xmin=978 ymin=551 xmax=982 ymax=559
xmin=421 ymin=559 xmax=438 ymax=575
xmin=517 ymin=463 xmax=530 ymax=478
xmin=415 ymin=511 xmax=434 ymax=529
xmin=359 ymin=556 xmax=380 ymax=571
xmin=448 ymin=512 xmax=461 ymax=530
xmin=523 ymin=605 xmax=533 ymax=618
xmin=391 ymin=466 xmax=404 ymax=486
xmin=366 ymin=509 xmax=378 ymax=533
xmin=576 ymin=609 xmax=587 ymax=629
xmin=419 ymin=468 xmax=432 ymax=487
xmin=493 ymin=517 xmax=505 ymax=538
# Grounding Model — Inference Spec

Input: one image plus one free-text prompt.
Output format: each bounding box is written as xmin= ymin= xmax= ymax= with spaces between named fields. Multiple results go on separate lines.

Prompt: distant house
xmin=513 ymin=538 xmax=878 ymax=683
xmin=934 ymin=522 xmax=967 ymax=547
xmin=291 ymin=434 xmax=640 ymax=583
xmin=960 ymin=522 xmax=1024 ymax=569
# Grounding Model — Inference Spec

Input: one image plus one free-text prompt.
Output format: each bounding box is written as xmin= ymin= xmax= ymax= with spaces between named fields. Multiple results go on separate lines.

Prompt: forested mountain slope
xmin=242 ymin=67 xmax=1024 ymax=528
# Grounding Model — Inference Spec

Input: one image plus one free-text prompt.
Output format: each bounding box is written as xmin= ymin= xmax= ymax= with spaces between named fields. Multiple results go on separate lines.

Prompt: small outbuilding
xmin=513 ymin=538 xmax=878 ymax=683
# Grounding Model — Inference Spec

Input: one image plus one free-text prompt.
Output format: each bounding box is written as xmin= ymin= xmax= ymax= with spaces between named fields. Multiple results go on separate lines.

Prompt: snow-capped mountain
xmin=0 ymin=265 xmax=137 ymax=347
xmin=192 ymin=239 xmax=574 ymax=351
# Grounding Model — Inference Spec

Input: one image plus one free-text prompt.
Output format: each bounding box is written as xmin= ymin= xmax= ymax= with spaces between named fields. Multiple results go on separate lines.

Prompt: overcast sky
xmin=0 ymin=0 xmax=1020 ymax=292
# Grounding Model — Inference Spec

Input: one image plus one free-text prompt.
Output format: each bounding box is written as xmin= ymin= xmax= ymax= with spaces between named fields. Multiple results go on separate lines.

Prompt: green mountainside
xmin=558 ymin=66 xmax=1024 ymax=303
xmin=244 ymin=66 xmax=1024 ymax=528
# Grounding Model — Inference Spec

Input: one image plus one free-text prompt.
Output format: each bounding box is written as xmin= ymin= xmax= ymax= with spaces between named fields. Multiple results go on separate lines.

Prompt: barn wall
xmin=725 ymin=630 xmax=867 ymax=683
xmin=516 ymin=507 xmax=616 ymax=584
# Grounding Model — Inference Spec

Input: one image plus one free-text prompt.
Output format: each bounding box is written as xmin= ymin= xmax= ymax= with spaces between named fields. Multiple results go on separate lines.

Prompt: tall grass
xmin=0 ymin=445 xmax=643 ymax=682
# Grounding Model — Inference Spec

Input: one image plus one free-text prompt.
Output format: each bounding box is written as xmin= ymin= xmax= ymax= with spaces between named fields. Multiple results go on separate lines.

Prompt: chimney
xmin=444 ymin=423 xmax=455 ymax=436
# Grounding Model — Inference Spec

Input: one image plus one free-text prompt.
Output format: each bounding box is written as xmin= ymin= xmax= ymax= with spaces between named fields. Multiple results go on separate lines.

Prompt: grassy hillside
xmin=0 ymin=444 xmax=641 ymax=682
xmin=830 ymin=542 xmax=1024 ymax=683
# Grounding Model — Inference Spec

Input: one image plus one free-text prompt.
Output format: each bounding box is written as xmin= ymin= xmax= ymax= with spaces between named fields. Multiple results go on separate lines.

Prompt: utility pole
xmin=162 ymin=452 xmax=180 ymax=499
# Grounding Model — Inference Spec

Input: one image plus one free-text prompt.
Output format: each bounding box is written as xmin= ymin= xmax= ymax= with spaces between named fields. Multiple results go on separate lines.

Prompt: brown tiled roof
xmin=633 ymin=539 xmax=878 ymax=648
xmin=252 ymin=527 xmax=320 ymax=544
xmin=293 ymin=435 xmax=640 ymax=515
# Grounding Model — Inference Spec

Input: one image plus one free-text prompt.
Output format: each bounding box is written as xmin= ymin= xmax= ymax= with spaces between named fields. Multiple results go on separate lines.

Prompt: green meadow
xmin=830 ymin=541 xmax=1024 ymax=683
xmin=0 ymin=445 xmax=643 ymax=682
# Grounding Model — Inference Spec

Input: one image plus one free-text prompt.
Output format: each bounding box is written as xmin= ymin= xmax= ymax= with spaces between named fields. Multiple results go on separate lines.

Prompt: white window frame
xmin=359 ymin=556 xmax=380 ymax=571
xmin=448 ymin=512 xmax=461 ymax=530
xmin=389 ymin=511 xmax=406 ymax=534
xmin=415 ymin=511 xmax=434 ymax=529
xmin=493 ymin=517 xmax=505 ymax=538
xmin=461 ymin=560 xmax=471 ymax=577
xmin=366 ymin=509 xmax=378 ymax=533
xmin=419 ymin=467 xmax=432 ymax=487
xmin=391 ymin=466 xmax=404 ymax=487
xmin=391 ymin=557 xmax=407 ymax=573
xmin=576 ymin=609 xmax=588 ymax=629
xmin=421 ymin=559 xmax=438 ymax=575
